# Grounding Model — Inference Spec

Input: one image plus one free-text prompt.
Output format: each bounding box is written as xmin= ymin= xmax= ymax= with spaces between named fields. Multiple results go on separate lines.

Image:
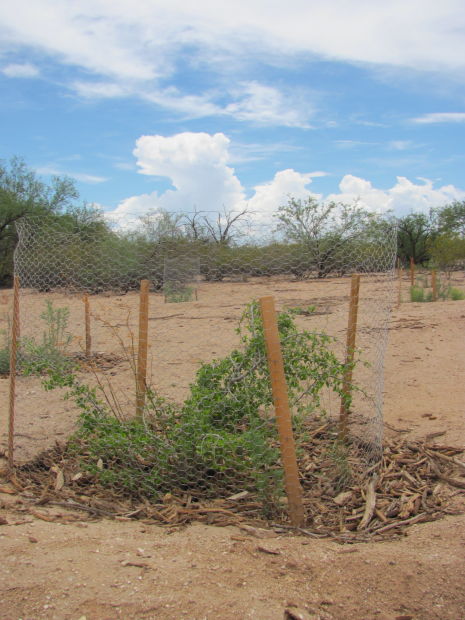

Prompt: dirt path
xmin=0 ymin=515 xmax=464 ymax=619
xmin=0 ymin=506 xmax=465 ymax=620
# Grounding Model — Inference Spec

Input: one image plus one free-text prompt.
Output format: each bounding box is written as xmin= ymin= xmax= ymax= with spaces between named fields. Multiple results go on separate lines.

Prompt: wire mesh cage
xmin=2 ymin=213 xmax=398 ymax=523
xmin=163 ymin=256 xmax=200 ymax=303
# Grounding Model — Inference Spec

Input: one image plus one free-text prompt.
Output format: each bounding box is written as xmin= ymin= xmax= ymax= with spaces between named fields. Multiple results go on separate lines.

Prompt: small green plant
xmin=164 ymin=282 xmax=195 ymax=303
xmin=410 ymin=285 xmax=425 ymax=302
xmin=448 ymin=286 xmax=465 ymax=301
xmin=410 ymin=272 xmax=465 ymax=302
xmin=288 ymin=304 xmax=316 ymax=316
xmin=436 ymin=276 xmax=450 ymax=301
xmin=0 ymin=315 xmax=12 ymax=375
xmin=0 ymin=345 xmax=9 ymax=374
xmin=409 ymin=285 xmax=434 ymax=302
xmin=21 ymin=300 xmax=73 ymax=375
xmin=40 ymin=300 xmax=72 ymax=350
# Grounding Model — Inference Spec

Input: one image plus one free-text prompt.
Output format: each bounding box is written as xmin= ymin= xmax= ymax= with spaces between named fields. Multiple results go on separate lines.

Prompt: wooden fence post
xmin=410 ymin=257 xmax=415 ymax=287
xmin=431 ymin=270 xmax=437 ymax=301
xmin=339 ymin=274 xmax=361 ymax=441
xmin=259 ymin=296 xmax=305 ymax=528
xmin=83 ymin=294 xmax=91 ymax=358
xmin=136 ymin=280 xmax=150 ymax=417
xmin=7 ymin=275 xmax=20 ymax=472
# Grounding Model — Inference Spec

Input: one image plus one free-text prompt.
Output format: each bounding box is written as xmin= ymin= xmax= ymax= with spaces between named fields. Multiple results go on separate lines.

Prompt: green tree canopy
xmin=428 ymin=234 xmax=465 ymax=274
xmin=433 ymin=201 xmax=465 ymax=237
xmin=0 ymin=157 xmax=80 ymax=285
xmin=274 ymin=196 xmax=377 ymax=277
xmin=396 ymin=212 xmax=435 ymax=265
xmin=397 ymin=203 xmax=465 ymax=267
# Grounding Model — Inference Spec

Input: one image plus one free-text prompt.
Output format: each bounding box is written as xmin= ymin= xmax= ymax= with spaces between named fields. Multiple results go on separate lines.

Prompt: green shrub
xmin=0 ymin=320 xmax=11 ymax=375
xmin=21 ymin=300 xmax=74 ymax=375
xmin=164 ymin=282 xmax=195 ymax=303
xmin=0 ymin=346 xmax=9 ymax=374
xmin=32 ymin=302 xmax=358 ymax=512
xmin=410 ymin=286 xmax=425 ymax=302
xmin=409 ymin=278 xmax=464 ymax=302
xmin=448 ymin=286 xmax=465 ymax=301
xmin=288 ymin=305 xmax=317 ymax=316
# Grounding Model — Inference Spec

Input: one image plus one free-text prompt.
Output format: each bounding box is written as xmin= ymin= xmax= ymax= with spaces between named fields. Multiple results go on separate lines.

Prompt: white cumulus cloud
xmin=109 ymin=132 xmax=245 ymax=226
xmin=108 ymin=132 xmax=465 ymax=227
xmin=108 ymin=132 xmax=326 ymax=227
xmin=245 ymin=169 xmax=320 ymax=223
xmin=327 ymin=174 xmax=465 ymax=217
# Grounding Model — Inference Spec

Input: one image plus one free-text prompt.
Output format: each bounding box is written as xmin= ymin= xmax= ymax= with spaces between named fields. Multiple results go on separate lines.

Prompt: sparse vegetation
xmin=0 ymin=342 xmax=9 ymax=374
xmin=410 ymin=285 xmax=427 ymax=302
xmin=448 ymin=286 xmax=465 ymax=301
xmin=164 ymin=283 xmax=196 ymax=303
xmin=27 ymin=302 xmax=356 ymax=512
xmin=0 ymin=317 xmax=11 ymax=374
xmin=410 ymin=277 xmax=465 ymax=303
xmin=20 ymin=300 xmax=74 ymax=375
xmin=288 ymin=304 xmax=316 ymax=316
xmin=1 ymin=301 xmax=75 ymax=376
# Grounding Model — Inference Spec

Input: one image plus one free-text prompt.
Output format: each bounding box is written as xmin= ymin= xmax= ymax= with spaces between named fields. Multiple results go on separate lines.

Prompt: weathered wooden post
xmin=431 ymin=270 xmax=437 ymax=301
xmin=136 ymin=280 xmax=150 ymax=417
xmin=339 ymin=274 xmax=361 ymax=441
xmin=259 ymin=296 xmax=305 ymax=528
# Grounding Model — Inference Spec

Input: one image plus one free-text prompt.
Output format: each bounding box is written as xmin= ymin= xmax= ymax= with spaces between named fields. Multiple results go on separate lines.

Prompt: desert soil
xmin=0 ymin=273 xmax=464 ymax=620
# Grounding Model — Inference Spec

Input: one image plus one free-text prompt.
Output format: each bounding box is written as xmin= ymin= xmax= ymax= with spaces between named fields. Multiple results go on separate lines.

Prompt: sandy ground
xmin=0 ymin=273 xmax=464 ymax=619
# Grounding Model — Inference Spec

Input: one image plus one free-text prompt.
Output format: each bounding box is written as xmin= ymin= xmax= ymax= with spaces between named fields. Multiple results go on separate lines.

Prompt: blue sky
xmin=1 ymin=0 xmax=465 ymax=227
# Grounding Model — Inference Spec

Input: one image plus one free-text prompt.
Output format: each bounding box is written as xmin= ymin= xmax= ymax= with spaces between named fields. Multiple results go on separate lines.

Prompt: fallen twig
xmin=428 ymin=459 xmax=465 ymax=489
xmin=372 ymin=512 xmax=429 ymax=534
xmin=271 ymin=523 xmax=326 ymax=538
xmin=426 ymin=449 xmax=465 ymax=472
xmin=358 ymin=475 xmax=378 ymax=530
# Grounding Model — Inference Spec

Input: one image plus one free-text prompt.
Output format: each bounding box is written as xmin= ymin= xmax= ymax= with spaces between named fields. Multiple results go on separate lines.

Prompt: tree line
xmin=1 ymin=157 xmax=464 ymax=289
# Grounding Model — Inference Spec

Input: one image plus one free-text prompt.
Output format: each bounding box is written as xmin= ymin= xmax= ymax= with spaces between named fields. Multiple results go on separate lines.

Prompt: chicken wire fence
xmin=2 ymin=215 xmax=397 ymax=519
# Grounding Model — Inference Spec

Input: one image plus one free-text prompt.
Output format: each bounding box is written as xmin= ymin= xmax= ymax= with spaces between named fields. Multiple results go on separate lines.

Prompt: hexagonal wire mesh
xmin=163 ymin=256 xmax=200 ymax=302
xmin=4 ymin=213 xmax=397 ymax=519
